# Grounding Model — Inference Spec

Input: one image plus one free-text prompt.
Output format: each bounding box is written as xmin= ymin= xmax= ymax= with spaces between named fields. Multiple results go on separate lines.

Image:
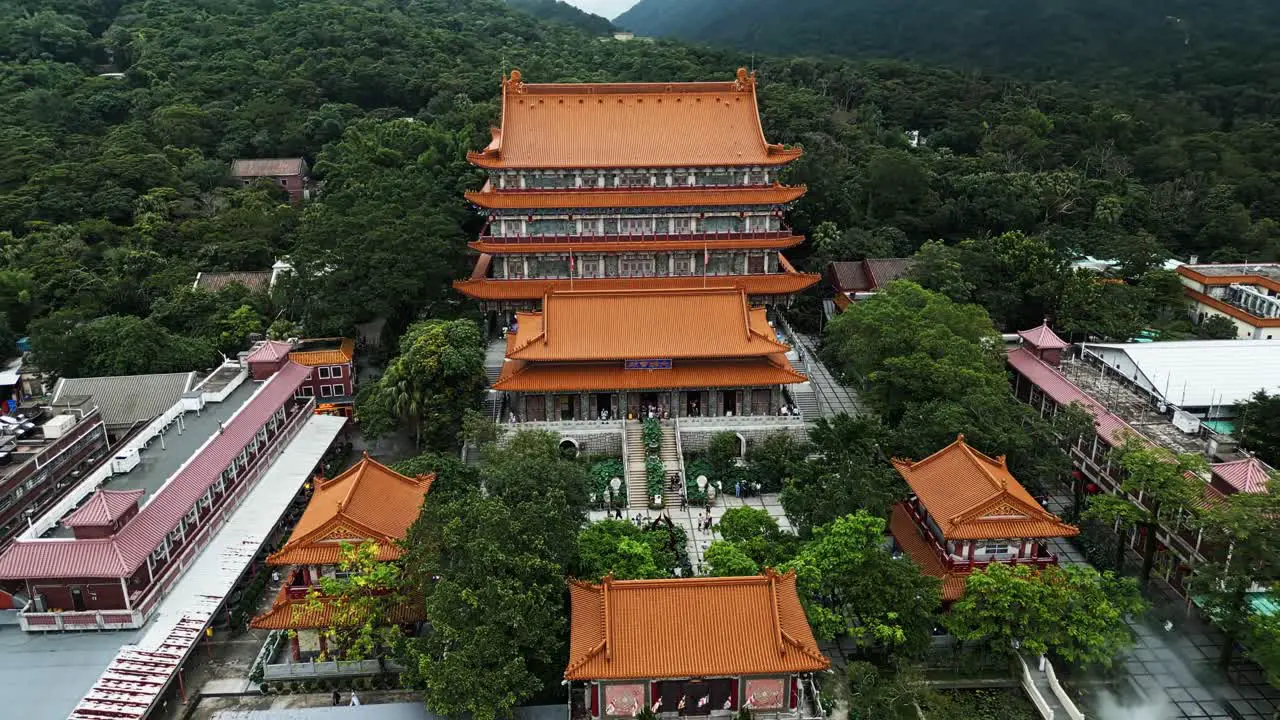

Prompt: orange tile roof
xmin=469 ymin=69 xmax=803 ymax=170
xmin=464 ymin=185 xmax=805 ymax=210
xmin=891 ymin=435 xmax=1079 ymax=541
xmin=494 ymin=355 xmax=805 ymax=393
xmin=470 ymin=235 xmax=805 ymax=255
xmin=508 ymin=288 xmax=790 ymax=361
xmin=889 ymin=503 xmax=965 ymax=602
xmin=250 ymin=584 xmax=425 ymax=630
xmin=454 ymin=267 xmax=820 ymax=301
xmin=268 ymin=454 xmax=433 ymax=567
xmin=565 ymin=571 xmax=829 ymax=681
xmin=289 ymin=338 xmax=355 ymax=366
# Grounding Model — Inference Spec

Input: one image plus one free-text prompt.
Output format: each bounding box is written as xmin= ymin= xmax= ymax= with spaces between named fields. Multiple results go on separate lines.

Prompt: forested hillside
xmin=506 ymin=0 xmax=614 ymax=35
xmin=615 ymin=0 xmax=1280 ymax=89
xmin=1 ymin=0 xmax=1279 ymax=379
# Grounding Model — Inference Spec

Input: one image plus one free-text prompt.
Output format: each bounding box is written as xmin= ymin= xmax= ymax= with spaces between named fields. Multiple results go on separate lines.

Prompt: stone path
xmin=791 ymin=334 xmax=868 ymax=418
xmin=1043 ymin=492 xmax=1280 ymax=720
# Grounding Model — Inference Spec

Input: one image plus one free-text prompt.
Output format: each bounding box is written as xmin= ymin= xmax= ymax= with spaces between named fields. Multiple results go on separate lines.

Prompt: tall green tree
xmin=784 ymin=512 xmax=939 ymax=658
xmin=1193 ymin=476 xmax=1280 ymax=668
xmin=400 ymin=430 xmax=587 ymax=720
xmin=1238 ymin=391 xmax=1280 ymax=468
xmin=946 ymin=563 xmax=1145 ymax=668
xmin=1084 ymin=440 xmax=1204 ymax=592
xmin=303 ymin=540 xmax=409 ymax=661
xmin=780 ymin=414 xmax=904 ymax=535
xmin=357 ymin=318 xmax=486 ymax=450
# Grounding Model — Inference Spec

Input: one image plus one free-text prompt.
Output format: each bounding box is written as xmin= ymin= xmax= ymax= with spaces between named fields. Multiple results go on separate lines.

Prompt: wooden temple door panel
xmin=751 ymin=389 xmax=772 ymax=415
xmin=526 ymin=395 xmax=547 ymax=422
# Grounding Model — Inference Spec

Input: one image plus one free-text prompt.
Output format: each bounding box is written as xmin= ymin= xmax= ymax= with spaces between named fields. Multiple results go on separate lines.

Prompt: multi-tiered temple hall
xmin=454 ymin=68 xmax=819 ymax=316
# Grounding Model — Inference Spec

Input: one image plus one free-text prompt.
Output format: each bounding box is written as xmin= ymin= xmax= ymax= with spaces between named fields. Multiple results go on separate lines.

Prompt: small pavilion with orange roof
xmin=566 ymin=571 xmax=829 ymax=720
xmin=888 ymin=435 xmax=1079 ymax=602
xmin=496 ymin=287 xmax=806 ymax=421
xmin=251 ymin=453 xmax=432 ymax=659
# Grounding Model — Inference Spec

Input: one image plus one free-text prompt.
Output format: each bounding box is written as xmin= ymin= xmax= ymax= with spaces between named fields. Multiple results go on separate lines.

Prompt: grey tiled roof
xmin=51 ymin=372 xmax=197 ymax=428
xmin=230 ymin=158 xmax=306 ymax=177
xmin=194 ymin=270 xmax=273 ymax=293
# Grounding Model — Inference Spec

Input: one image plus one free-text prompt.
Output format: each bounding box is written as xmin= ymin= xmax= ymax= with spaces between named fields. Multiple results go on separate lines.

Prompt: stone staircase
xmin=482 ymin=338 xmax=505 ymax=420
xmin=789 ymin=382 xmax=821 ymax=419
xmin=659 ymin=423 xmax=683 ymax=508
xmin=623 ymin=420 xmax=649 ymax=509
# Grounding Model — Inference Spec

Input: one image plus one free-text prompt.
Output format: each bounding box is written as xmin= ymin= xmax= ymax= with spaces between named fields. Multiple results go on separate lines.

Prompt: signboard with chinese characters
xmin=603 ymin=683 xmax=646 ymax=717
xmin=743 ymin=678 xmax=785 ymax=710
xmin=625 ymin=359 xmax=672 ymax=370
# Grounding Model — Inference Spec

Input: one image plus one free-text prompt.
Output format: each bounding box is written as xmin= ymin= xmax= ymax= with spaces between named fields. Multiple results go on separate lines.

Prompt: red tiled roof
xmin=0 ymin=363 xmax=312 ymax=580
xmin=827 ymin=258 xmax=914 ymax=293
xmin=565 ymin=571 xmax=828 ymax=681
xmin=62 ymin=490 xmax=144 ymax=528
xmin=1211 ymin=457 xmax=1273 ymax=495
xmin=246 ymin=340 xmax=292 ymax=363
xmin=1005 ymin=347 xmax=1143 ymax=447
xmin=508 ymin=288 xmax=789 ymax=361
xmin=455 ymin=268 xmax=820 ymax=301
xmin=470 ymin=235 xmax=805 ymax=255
xmin=863 ymin=258 xmax=915 ymax=288
xmin=230 ymin=158 xmax=306 ymax=177
xmin=495 ymin=355 xmax=806 ymax=393
xmin=1017 ymin=322 xmax=1070 ymax=350
xmin=269 ymin=454 xmax=432 ymax=567
xmin=889 ymin=503 xmax=965 ymax=601
xmin=892 ymin=435 xmax=1078 ymax=541
xmin=468 ymin=69 xmax=803 ymax=170
xmin=464 ymin=185 xmax=805 ymax=210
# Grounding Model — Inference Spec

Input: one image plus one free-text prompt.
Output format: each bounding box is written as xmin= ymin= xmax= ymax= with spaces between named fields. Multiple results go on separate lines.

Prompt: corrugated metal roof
xmin=1084 ymin=340 xmax=1280 ymax=408
xmin=468 ymin=71 xmax=801 ymax=169
xmin=465 ymin=184 xmax=805 ymax=210
xmin=230 ymin=158 xmax=305 ymax=177
xmin=52 ymin=372 xmax=196 ymax=428
xmin=0 ymin=363 xmax=312 ymax=579
xmin=565 ymin=572 xmax=828 ymax=680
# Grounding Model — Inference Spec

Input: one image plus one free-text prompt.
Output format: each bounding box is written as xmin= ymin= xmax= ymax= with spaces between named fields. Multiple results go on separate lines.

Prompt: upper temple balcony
xmin=471 ymin=230 xmax=805 ymax=255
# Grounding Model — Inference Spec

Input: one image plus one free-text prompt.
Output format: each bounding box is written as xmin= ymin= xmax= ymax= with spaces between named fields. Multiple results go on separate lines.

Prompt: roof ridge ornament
xmin=734 ymin=67 xmax=756 ymax=91
xmin=505 ymin=69 xmax=526 ymax=94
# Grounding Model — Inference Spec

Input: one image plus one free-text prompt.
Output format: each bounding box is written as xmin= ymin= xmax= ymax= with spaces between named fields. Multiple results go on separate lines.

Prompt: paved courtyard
xmin=1042 ymin=493 xmax=1280 ymax=720
xmin=588 ymin=492 xmax=790 ymax=575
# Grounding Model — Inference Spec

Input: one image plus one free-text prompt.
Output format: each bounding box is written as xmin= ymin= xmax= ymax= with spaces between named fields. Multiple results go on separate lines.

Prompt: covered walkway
xmin=64 ymin=414 xmax=347 ymax=720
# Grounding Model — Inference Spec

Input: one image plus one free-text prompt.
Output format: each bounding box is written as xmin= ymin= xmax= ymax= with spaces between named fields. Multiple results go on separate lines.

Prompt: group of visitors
xmin=696 ymin=512 xmax=714 ymax=533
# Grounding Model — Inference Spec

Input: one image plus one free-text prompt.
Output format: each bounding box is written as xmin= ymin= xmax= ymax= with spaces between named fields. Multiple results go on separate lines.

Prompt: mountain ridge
xmin=613 ymin=0 xmax=1280 ymax=83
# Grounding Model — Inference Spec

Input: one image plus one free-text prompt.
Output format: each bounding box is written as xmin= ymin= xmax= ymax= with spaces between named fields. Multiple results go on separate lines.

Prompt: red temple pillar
xmin=319 ymin=633 xmax=328 ymax=658
xmin=290 ymin=633 xmax=301 ymax=661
